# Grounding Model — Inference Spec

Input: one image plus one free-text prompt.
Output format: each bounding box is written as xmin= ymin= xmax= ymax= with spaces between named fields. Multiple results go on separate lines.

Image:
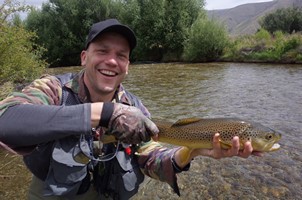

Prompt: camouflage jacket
xmin=0 ymin=69 xmax=189 ymax=195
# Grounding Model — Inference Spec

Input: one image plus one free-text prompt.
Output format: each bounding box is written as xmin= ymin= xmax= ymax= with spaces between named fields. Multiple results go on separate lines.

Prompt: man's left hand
xmin=192 ymin=133 xmax=264 ymax=159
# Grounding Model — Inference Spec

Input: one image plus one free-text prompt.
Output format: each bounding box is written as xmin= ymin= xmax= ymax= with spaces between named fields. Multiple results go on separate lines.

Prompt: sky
xmin=205 ymin=0 xmax=274 ymax=10
xmin=1 ymin=0 xmax=274 ymax=10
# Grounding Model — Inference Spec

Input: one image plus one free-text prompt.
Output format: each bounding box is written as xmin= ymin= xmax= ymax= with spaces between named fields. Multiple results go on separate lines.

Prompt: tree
xmin=0 ymin=0 xmax=46 ymax=85
xmin=161 ymin=0 xmax=204 ymax=61
xmin=25 ymin=0 xmax=206 ymax=65
xmin=25 ymin=0 xmax=124 ymax=67
xmin=129 ymin=0 xmax=165 ymax=60
xmin=183 ymin=15 xmax=229 ymax=62
xmin=260 ymin=7 xmax=302 ymax=34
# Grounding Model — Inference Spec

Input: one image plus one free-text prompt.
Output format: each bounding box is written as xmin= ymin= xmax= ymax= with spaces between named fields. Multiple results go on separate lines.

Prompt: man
xmin=0 ymin=19 xmax=260 ymax=200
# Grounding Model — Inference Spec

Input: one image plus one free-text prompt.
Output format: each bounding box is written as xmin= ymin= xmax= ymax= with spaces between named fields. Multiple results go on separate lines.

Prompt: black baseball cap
xmin=85 ymin=18 xmax=137 ymax=52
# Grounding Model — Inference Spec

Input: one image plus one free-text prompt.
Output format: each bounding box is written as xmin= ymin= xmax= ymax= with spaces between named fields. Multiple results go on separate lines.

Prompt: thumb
xmin=144 ymin=118 xmax=159 ymax=140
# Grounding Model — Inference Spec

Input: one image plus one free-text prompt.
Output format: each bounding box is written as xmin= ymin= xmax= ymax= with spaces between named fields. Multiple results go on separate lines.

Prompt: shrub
xmin=183 ymin=16 xmax=229 ymax=62
xmin=0 ymin=0 xmax=46 ymax=85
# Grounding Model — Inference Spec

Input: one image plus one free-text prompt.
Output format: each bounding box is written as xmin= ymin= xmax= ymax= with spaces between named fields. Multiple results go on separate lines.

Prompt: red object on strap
xmin=125 ymin=147 xmax=132 ymax=155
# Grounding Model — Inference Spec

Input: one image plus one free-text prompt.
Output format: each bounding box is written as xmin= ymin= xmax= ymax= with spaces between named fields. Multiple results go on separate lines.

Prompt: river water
xmin=124 ymin=62 xmax=302 ymax=200
xmin=0 ymin=62 xmax=301 ymax=199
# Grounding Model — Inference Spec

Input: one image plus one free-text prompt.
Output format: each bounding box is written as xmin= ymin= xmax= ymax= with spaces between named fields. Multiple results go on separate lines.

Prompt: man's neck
xmin=90 ymin=92 xmax=114 ymax=103
xmin=83 ymin=80 xmax=115 ymax=103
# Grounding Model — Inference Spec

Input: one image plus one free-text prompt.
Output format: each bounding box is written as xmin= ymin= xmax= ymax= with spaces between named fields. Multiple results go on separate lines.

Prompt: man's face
xmin=81 ymin=32 xmax=130 ymax=101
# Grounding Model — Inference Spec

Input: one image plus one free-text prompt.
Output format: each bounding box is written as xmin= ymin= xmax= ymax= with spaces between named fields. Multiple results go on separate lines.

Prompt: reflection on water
xmin=1 ymin=63 xmax=301 ymax=199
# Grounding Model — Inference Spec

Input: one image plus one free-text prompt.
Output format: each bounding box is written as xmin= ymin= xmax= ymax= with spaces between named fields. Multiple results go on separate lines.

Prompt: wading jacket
xmin=0 ymin=69 xmax=189 ymax=199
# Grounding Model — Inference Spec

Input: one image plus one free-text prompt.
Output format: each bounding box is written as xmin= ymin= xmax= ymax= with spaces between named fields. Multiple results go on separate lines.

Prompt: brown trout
xmin=155 ymin=117 xmax=281 ymax=152
xmin=103 ymin=117 xmax=281 ymax=152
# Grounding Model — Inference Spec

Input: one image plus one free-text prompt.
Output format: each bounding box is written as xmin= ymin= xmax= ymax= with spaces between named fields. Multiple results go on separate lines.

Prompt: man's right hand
xmin=103 ymin=103 xmax=159 ymax=144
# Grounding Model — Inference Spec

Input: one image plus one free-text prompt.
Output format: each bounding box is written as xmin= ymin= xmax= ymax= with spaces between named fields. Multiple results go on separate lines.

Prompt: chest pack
xmin=56 ymin=73 xmax=145 ymax=199
xmin=23 ymin=73 xmax=145 ymax=199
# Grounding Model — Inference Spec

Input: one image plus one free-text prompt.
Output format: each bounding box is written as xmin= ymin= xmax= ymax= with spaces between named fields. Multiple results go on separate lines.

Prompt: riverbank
xmin=221 ymin=30 xmax=302 ymax=65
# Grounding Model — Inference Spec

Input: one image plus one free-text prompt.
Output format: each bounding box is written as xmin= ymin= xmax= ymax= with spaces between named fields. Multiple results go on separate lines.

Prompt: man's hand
xmin=107 ymin=103 xmax=159 ymax=144
xmin=192 ymin=133 xmax=264 ymax=159
xmin=174 ymin=133 xmax=264 ymax=169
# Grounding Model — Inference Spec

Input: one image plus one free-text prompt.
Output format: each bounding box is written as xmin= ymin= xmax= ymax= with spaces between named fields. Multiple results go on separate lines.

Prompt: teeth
xmin=100 ymin=70 xmax=116 ymax=76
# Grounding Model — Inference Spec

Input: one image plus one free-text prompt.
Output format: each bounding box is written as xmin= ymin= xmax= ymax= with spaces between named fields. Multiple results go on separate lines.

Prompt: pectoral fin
xmin=219 ymin=140 xmax=232 ymax=149
xmin=176 ymin=146 xmax=193 ymax=167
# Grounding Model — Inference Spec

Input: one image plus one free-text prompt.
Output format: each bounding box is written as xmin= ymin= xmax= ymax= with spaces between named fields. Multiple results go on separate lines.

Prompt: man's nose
xmin=105 ymin=54 xmax=118 ymax=66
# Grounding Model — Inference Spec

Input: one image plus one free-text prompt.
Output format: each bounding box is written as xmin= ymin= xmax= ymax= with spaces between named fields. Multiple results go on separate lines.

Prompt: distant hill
xmin=207 ymin=0 xmax=302 ymax=36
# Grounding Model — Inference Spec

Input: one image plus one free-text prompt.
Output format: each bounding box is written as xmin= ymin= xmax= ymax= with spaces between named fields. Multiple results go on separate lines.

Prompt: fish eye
xmin=265 ymin=134 xmax=273 ymax=140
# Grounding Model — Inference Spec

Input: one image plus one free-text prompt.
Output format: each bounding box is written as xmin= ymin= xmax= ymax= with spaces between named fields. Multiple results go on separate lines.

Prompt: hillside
xmin=207 ymin=0 xmax=302 ymax=36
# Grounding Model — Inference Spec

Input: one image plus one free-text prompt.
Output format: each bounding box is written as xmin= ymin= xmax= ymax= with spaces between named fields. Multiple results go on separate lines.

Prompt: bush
xmin=0 ymin=0 xmax=46 ymax=85
xmin=183 ymin=16 xmax=228 ymax=62
xmin=222 ymin=29 xmax=302 ymax=63
xmin=0 ymin=24 xmax=46 ymax=84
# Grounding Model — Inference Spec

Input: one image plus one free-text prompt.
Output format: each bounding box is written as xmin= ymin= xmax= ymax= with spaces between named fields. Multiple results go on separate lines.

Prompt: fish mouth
xmin=269 ymin=143 xmax=281 ymax=151
xmin=270 ymin=132 xmax=282 ymax=151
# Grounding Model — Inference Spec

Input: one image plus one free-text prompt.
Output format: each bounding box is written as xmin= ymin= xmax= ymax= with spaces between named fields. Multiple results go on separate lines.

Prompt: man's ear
xmin=125 ymin=61 xmax=130 ymax=75
xmin=80 ymin=50 xmax=87 ymax=66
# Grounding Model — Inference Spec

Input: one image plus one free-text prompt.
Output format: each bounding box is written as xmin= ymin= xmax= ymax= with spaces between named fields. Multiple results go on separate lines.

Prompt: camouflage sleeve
xmin=137 ymin=141 xmax=185 ymax=196
xmin=124 ymin=89 xmax=187 ymax=195
xmin=0 ymin=74 xmax=62 ymax=116
xmin=0 ymin=75 xmax=91 ymax=153
xmin=134 ymin=98 xmax=150 ymax=118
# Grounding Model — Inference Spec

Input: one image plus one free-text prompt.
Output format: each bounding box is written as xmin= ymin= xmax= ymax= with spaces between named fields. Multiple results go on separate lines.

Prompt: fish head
xmin=247 ymin=123 xmax=282 ymax=152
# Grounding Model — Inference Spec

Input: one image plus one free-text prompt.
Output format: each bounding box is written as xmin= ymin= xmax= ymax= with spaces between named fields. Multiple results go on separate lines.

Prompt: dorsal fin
xmin=172 ymin=117 xmax=202 ymax=127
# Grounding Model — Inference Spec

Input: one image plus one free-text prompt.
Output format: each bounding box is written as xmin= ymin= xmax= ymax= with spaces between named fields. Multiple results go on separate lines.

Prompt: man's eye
xmin=119 ymin=54 xmax=128 ymax=59
xmin=97 ymin=49 xmax=107 ymax=54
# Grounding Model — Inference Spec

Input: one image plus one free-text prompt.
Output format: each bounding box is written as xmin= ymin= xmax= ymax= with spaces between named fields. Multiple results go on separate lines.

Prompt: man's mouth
xmin=99 ymin=69 xmax=117 ymax=77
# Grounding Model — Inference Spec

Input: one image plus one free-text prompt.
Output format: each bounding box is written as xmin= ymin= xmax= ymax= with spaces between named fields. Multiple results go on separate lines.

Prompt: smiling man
xmin=81 ymin=31 xmax=131 ymax=102
xmin=0 ymin=19 xmax=257 ymax=200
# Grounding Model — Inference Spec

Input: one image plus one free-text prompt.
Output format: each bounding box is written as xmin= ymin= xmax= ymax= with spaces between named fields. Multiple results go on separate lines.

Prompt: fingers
xmin=109 ymin=103 xmax=159 ymax=144
xmin=211 ymin=134 xmax=256 ymax=159
xmin=144 ymin=118 xmax=159 ymax=141
xmin=184 ymin=134 xmax=265 ymax=160
xmin=238 ymin=141 xmax=253 ymax=158
xmin=212 ymin=133 xmax=240 ymax=158
xmin=231 ymin=136 xmax=240 ymax=155
xmin=233 ymin=137 xmax=264 ymax=158
xmin=211 ymin=133 xmax=224 ymax=159
xmin=145 ymin=118 xmax=159 ymax=134
xmin=212 ymin=133 xmax=221 ymax=149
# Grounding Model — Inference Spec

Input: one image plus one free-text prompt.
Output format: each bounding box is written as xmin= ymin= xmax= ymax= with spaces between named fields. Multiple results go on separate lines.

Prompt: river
xmin=0 ymin=62 xmax=301 ymax=199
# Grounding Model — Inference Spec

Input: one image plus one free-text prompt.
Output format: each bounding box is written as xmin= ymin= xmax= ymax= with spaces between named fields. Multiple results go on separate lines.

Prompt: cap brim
xmin=86 ymin=24 xmax=136 ymax=51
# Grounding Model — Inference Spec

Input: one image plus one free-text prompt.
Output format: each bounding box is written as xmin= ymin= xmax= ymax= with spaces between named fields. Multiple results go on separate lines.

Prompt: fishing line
xmin=77 ymin=134 xmax=120 ymax=163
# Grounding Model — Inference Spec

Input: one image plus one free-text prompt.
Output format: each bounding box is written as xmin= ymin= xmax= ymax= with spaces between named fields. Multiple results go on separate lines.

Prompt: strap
xmin=99 ymin=102 xmax=114 ymax=128
xmin=55 ymin=73 xmax=75 ymax=106
xmin=55 ymin=73 xmax=74 ymax=85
